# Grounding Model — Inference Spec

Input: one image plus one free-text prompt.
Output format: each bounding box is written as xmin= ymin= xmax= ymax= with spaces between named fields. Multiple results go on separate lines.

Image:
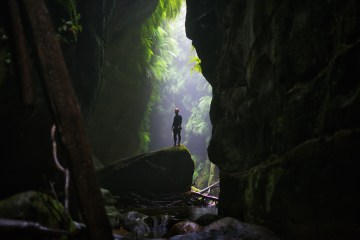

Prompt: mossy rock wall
xmin=186 ymin=0 xmax=360 ymax=239
xmin=84 ymin=0 xmax=158 ymax=165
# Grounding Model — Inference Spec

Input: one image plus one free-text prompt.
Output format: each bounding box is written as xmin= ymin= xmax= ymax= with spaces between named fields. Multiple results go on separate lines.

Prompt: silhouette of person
xmin=172 ymin=107 xmax=182 ymax=147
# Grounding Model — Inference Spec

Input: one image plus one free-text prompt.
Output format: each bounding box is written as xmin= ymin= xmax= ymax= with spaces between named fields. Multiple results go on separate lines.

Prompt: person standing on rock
xmin=172 ymin=107 xmax=182 ymax=147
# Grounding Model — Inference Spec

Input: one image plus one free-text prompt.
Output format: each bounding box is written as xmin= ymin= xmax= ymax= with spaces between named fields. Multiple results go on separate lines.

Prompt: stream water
xmin=117 ymin=206 xmax=218 ymax=238
xmin=131 ymin=206 xmax=218 ymax=222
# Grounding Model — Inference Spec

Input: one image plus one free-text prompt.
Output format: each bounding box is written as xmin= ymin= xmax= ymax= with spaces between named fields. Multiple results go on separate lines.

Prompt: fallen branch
xmin=190 ymin=191 xmax=219 ymax=201
xmin=0 ymin=218 xmax=72 ymax=237
xmin=198 ymin=181 xmax=220 ymax=194
xmin=0 ymin=218 xmax=126 ymax=240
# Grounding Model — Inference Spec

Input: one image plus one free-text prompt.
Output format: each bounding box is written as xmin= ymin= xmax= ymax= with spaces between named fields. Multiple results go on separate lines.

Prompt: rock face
xmin=84 ymin=0 xmax=159 ymax=165
xmin=186 ymin=0 xmax=360 ymax=239
xmin=97 ymin=145 xmax=194 ymax=197
xmin=0 ymin=0 xmax=160 ymax=197
xmin=101 ymin=188 xmax=121 ymax=228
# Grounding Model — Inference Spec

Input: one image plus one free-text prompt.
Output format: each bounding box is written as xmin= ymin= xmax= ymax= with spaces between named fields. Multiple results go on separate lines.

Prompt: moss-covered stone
xmin=0 ymin=191 xmax=75 ymax=231
xmin=97 ymin=145 xmax=195 ymax=197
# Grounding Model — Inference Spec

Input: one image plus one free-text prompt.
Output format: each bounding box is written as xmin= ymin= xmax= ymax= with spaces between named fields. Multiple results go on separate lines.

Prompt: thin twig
xmin=51 ymin=124 xmax=69 ymax=220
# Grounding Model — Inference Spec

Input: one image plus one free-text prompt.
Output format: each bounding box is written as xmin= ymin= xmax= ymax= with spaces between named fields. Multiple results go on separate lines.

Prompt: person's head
xmin=174 ymin=107 xmax=179 ymax=114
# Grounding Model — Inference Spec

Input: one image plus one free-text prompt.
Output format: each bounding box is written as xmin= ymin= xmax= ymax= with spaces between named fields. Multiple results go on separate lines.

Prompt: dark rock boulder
xmin=195 ymin=213 xmax=221 ymax=226
xmin=97 ymin=145 xmax=194 ymax=197
xmin=169 ymin=217 xmax=279 ymax=240
xmin=167 ymin=220 xmax=203 ymax=237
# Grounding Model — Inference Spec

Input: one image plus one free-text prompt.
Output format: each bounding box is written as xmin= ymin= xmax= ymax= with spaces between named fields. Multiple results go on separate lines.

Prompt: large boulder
xmin=97 ymin=145 xmax=194 ymax=197
xmin=169 ymin=217 xmax=279 ymax=240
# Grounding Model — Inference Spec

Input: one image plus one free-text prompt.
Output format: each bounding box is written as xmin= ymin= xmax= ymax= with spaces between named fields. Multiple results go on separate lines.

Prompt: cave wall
xmin=86 ymin=0 xmax=158 ymax=165
xmin=0 ymin=0 xmax=159 ymax=197
xmin=186 ymin=0 xmax=360 ymax=239
xmin=72 ymin=0 xmax=107 ymax=118
xmin=74 ymin=0 xmax=158 ymax=165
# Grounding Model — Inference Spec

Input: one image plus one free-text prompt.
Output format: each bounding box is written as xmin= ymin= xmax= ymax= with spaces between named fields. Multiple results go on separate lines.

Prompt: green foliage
xmin=136 ymin=1 xmax=218 ymax=190
xmin=138 ymin=0 xmax=182 ymax=153
xmin=144 ymin=4 xmax=216 ymax=189
xmin=55 ymin=0 xmax=82 ymax=42
xmin=190 ymin=56 xmax=202 ymax=73
xmin=139 ymin=131 xmax=151 ymax=152
xmin=186 ymin=96 xmax=212 ymax=136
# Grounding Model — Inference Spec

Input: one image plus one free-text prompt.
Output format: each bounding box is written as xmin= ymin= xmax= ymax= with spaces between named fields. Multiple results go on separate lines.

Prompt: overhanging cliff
xmin=186 ymin=0 xmax=360 ymax=239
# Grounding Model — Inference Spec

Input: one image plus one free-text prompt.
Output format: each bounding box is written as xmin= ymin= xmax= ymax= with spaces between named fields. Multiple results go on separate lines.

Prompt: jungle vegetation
xmin=139 ymin=1 xmax=218 ymax=190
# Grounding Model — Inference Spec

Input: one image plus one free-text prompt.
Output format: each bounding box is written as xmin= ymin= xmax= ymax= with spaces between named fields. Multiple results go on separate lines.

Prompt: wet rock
xmin=167 ymin=221 xmax=203 ymax=237
xmin=101 ymin=188 xmax=121 ymax=227
xmin=144 ymin=214 xmax=173 ymax=238
xmin=120 ymin=211 xmax=172 ymax=239
xmin=169 ymin=217 xmax=279 ymax=240
xmin=121 ymin=211 xmax=149 ymax=238
xmin=105 ymin=205 xmax=121 ymax=228
xmin=101 ymin=188 xmax=116 ymax=206
xmin=195 ymin=213 xmax=221 ymax=226
xmin=97 ymin=145 xmax=194 ymax=198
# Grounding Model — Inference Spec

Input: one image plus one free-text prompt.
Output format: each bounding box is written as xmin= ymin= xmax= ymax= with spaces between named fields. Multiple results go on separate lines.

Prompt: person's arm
xmin=172 ymin=116 xmax=175 ymax=129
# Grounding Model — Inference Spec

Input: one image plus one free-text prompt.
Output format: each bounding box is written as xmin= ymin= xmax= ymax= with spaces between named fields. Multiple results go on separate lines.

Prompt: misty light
xmin=148 ymin=4 xmax=216 ymax=190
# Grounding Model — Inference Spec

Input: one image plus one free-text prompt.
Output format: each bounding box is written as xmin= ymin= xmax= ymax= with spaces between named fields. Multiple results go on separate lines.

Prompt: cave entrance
xmin=147 ymin=3 xmax=218 ymax=195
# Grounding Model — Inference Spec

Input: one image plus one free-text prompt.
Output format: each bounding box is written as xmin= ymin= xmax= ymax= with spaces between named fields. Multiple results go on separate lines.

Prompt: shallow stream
xmin=130 ymin=206 xmax=218 ymax=222
xmin=116 ymin=206 xmax=218 ymax=238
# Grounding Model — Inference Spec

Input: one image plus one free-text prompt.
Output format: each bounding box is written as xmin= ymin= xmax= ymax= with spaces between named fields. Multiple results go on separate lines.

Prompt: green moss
xmin=0 ymin=191 xmax=75 ymax=232
xmin=55 ymin=0 xmax=82 ymax=42
xmin=156 ymin=144 xmax=191 ymax=155
xmin=265 ymin=167 xmax=284 ymax=213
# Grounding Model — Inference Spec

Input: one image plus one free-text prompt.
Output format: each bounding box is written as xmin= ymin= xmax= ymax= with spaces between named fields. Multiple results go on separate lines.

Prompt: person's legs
xmin=173 ymin=129 xmax=177 ymax=146
xmin=177 ymin=129 xmax=181 ymax=146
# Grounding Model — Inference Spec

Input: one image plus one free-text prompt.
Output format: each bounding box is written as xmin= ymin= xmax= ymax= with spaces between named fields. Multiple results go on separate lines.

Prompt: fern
xmin=190 ymin=56 xmax=202 ymax=73
xmin=55 ymin=0 xmax=82 ymax=42
xmin=138 ymin=0 xmax=182 ymax=152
